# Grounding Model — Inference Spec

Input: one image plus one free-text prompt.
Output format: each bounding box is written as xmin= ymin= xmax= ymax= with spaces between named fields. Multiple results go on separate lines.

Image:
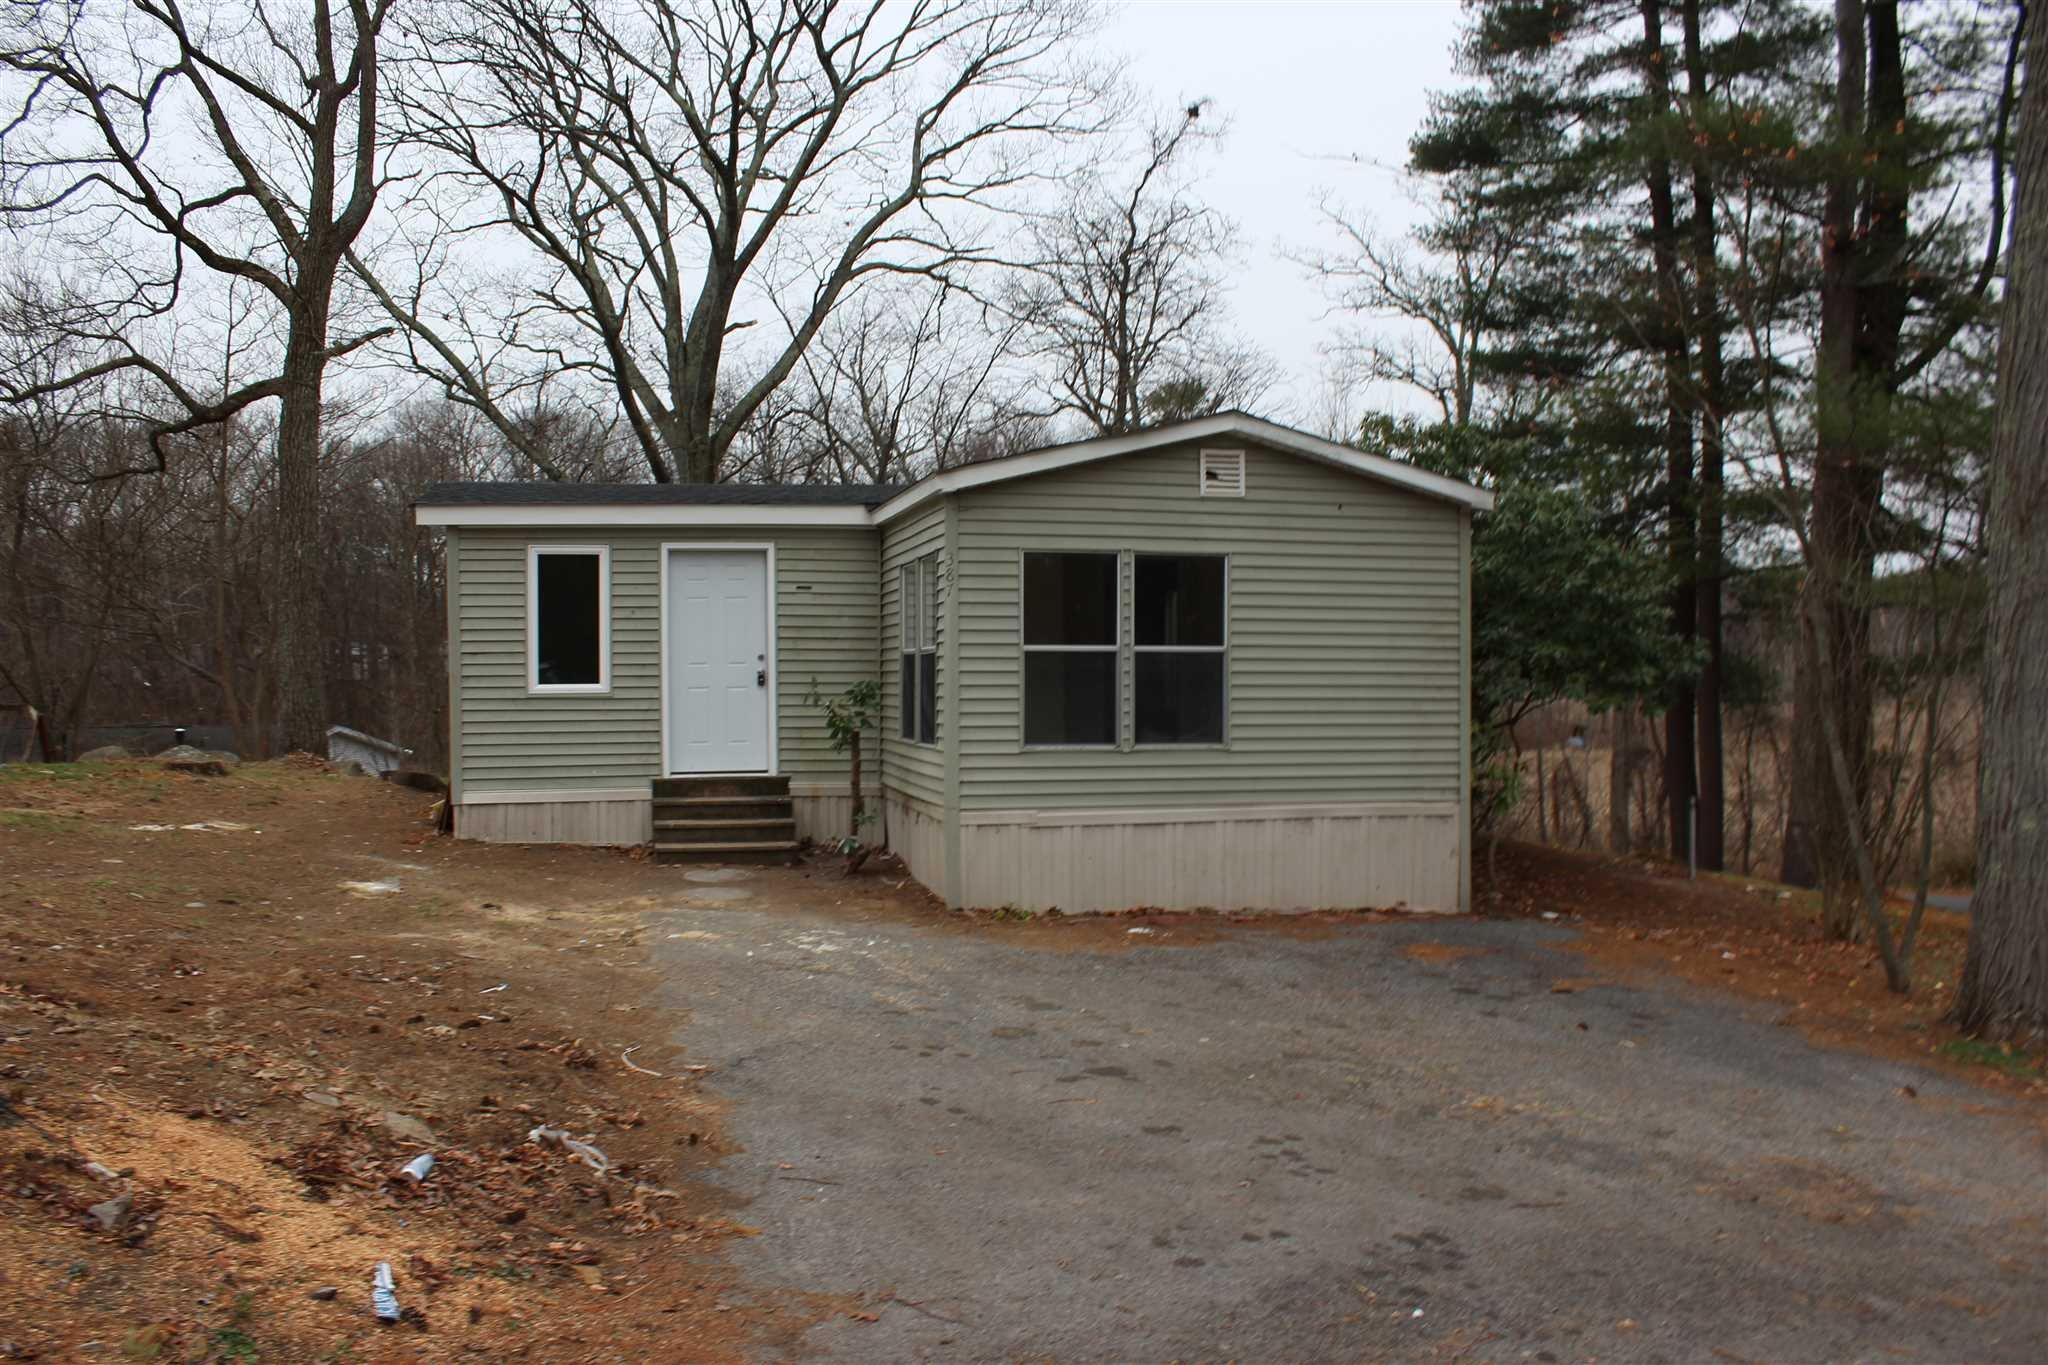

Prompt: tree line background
xmin=1 ymin=0 xmax=2040 ymax=1033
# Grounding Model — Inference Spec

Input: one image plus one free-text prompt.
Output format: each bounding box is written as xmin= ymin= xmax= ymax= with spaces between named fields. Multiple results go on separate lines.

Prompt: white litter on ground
xmin=338 ymin=879 xmax=401 ymax=897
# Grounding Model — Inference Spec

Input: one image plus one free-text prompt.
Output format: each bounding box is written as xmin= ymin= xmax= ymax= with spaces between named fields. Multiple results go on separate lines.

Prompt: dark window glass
xmin=1023 ymin=553 xmax=1118 ymax=645
xmin=1135 ymin=653 xmax=1225 ymax=744
xmin=1135 ymin=555 xmax=1225 ymax=646
xmin=1024 ymin=652 xmax=1118 ymax=746
xmin=917 ymin=652 xmax=937 ymax=745
xmin=535 ymin=553 xmax=602 ymax=685
xmin=899 ymin=654 xmax=917 ymax=740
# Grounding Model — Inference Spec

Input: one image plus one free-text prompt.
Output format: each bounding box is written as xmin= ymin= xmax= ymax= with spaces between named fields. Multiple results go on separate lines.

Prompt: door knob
xmin=756 ymin=668 xmax=768 ymax=687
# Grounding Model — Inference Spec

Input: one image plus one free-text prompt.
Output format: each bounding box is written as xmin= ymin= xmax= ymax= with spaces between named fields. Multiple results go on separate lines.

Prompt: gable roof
xmin=872 ymin=412 xmax=1492 ymax=521
xmin=412 ymin=414 xmax=1492 ymax=528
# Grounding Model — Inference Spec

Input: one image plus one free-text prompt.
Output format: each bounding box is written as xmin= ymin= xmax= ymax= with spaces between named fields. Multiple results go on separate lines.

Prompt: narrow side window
xmin=899 ymin=555 xmax=939 ymax=744
xmin=918 ymin=555 xmax=938 ymax=745
xmin=899 ymin=563 xmax=918 ymax=741
xmin=529 ymin=546 xmax=610 ymax=693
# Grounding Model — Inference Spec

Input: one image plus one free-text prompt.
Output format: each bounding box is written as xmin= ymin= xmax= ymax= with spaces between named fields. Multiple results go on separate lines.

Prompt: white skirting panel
xmin=790 ymin=782 xmax=859 ymax=844
xmin=456 ymin=798 xmax=652 ymax=846
xmin=882 ymin=789 xmax=947 ymax=891
xmin=955 ymin=802 xmax=1464 ymax=914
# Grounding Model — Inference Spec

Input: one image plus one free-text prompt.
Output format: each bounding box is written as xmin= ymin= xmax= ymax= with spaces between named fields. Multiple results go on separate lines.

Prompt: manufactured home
xmin=415 ymin=413 xmax=1492 ymax=913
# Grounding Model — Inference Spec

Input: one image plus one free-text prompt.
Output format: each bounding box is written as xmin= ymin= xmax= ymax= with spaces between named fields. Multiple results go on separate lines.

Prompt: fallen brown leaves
xmin=0 ymin=758 xmax=807 ymax=1361
xmin=1479 ymin=842 xmax=2046 ymax=1097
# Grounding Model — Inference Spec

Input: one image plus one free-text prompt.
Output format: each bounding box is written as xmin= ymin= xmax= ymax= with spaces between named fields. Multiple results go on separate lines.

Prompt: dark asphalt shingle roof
xmin=418 ymin=480 xmax=902 ymax=508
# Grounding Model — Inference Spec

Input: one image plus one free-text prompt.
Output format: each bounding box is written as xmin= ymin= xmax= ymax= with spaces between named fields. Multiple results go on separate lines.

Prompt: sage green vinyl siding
xmin=878 ymin=502 xmax=947 ymax=809
xmin=451 ymin=526 xmax=878 ymax=795
xmin=951 ymin=440 xmax=1463 ymax=810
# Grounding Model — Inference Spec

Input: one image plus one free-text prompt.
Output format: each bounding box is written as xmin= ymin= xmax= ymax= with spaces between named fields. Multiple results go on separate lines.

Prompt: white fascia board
xmin=415 ymin=415 xmax=1496 ymax=530
xmin=869 ymin=413 xmax=1496 ymax=522
xmin=415 ymin=503 xmax=874 ymax=528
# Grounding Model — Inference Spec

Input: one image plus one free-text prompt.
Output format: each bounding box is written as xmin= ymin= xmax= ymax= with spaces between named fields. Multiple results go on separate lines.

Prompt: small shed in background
xmin=326 ymin=725 xmax=411 ymax=775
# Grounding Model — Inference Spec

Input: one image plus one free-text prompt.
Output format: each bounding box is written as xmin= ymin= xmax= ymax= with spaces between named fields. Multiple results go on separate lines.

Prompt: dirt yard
xmin=0 ymin=757 xmax=897 ymax=1362
xmin=2 ymin=760 xmax=2039 ymax=1362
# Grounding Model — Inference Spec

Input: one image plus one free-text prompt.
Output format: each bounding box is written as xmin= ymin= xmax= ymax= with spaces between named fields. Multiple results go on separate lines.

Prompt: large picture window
xmin=1134 ymin=554 xmax=1226 ymax=744
xmin=899 ymin=555 xmax=937 ymax=745
xmin=1023 ymin=552 xmax=1119 ymax=746
xmin=527 ymin=545 xmax=610 ymax=693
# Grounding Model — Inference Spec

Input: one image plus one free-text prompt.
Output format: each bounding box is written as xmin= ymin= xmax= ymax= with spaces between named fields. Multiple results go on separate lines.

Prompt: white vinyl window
xmin=899 ymin=554 xmax=937 ymax=744
xmin=527 ymin=545 xmax=611 ymax=694
xmin=1133 ymin=554 xmax=1227 ymax=744
xmin=1022 ymin=552 xmax=1120 ymax=747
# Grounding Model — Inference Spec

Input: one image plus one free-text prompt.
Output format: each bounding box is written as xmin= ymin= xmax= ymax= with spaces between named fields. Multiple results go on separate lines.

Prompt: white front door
xmin=666 ymin=549 xmax=772 ymax=773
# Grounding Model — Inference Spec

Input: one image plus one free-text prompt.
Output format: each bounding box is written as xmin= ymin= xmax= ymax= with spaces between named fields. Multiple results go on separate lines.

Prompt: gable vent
xmin=1199 ymin=448 xmax=1245 ymax=497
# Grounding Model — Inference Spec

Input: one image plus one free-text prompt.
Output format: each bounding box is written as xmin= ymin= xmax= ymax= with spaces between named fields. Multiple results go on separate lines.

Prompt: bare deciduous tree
xmin=1292 ymin=181 xmax=1528 ymax=427
xmin=365 ymin=0 xmax=1099 ymax=484
xmin=0 ymin=0 xmax=397 ymax=752
xmin=1007 ymin=103 xmax=1272 ymax=434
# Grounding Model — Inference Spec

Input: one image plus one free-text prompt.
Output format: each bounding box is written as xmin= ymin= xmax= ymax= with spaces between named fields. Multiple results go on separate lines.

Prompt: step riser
xmin=655 ymin=820 xmax=795 ymax=844
xmin=653 ymin=775 xmax=789 ymax=799
xmin=653 ymin=799 xmax=793 ymax=822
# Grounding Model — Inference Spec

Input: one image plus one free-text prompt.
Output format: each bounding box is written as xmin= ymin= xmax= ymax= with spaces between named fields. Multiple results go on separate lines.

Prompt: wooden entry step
xmin=652 ymin=774 xmax=797 ymax=865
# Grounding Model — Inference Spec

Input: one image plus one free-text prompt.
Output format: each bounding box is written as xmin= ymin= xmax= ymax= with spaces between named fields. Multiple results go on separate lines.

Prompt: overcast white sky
xmin=1103 ymin=0 xmax=1466 ymax=420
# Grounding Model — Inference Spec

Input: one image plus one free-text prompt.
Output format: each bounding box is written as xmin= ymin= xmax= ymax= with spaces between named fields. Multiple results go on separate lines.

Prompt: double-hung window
xmin=527 ymin=545 xmax=610 ymax=693
xmin=1022 ymin=552 xmax=1119 ymax=746
xmin=899 ymin=554 xmax=937 ymax=745
xmin=1134 ymin=554 xmax=1227 ymax=744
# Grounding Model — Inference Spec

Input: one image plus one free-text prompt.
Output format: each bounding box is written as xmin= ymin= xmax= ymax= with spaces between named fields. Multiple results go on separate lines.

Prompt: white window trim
xmin=1020 ymin=549 xmax=1122 ymax=751
xmin=526 ymin=544 xmax=612 ymax=695
xmin=1132 ymin=553 xmax=1230 ymax=748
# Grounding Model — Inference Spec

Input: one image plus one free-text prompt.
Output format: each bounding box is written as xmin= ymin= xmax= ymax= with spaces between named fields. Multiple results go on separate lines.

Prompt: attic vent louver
xmin=1199 ymin=448 xmax=1245 ymax=497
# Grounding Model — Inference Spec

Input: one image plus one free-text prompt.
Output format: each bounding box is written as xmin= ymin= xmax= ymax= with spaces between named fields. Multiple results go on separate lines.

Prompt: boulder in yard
xmin=155 ymin=744 xmax=233 ymax=776
xmin=78 ymin=745 xmax=131 ymax=762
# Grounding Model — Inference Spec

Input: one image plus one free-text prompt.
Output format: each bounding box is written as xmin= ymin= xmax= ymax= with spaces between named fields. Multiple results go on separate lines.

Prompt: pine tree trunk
xmin=1639 ymin=0 xmax=1698 ymax=864
xmin=1953 ymin=0 xmax=2048 ymax=1043
xmin=1683 ymin=0 xmax=1727 ymax=872
xmin=1793 ymin=0 xmax=1908 ymax=939
xmin=273 ymin=290 xmax=334 ymax=756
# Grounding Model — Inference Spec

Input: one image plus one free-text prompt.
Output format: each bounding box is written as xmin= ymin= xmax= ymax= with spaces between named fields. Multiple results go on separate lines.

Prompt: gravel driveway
xmin=647 ymin=874 xmax=2046 ymax=1363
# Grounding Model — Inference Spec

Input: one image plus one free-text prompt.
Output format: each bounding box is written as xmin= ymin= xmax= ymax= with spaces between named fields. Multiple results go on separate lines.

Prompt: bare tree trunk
xmin=273 ymin=292 xmax=334 ymax=754
xmin=1536 ymin=743 xmax=1550 ymax=844
xmin=1955 ymin=0 xmax=2048 ymax=1042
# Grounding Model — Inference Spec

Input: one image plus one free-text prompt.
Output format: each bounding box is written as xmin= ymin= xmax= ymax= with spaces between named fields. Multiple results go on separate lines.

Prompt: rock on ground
xmin=77 ymin=745 xmax=131 ymax=762
xmin=154 ymin=744 xmax=233 ymax=776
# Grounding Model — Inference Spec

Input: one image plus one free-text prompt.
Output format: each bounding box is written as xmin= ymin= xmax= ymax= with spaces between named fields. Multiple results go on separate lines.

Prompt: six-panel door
xmin=667 ymin=549 xmax=771 ymax=773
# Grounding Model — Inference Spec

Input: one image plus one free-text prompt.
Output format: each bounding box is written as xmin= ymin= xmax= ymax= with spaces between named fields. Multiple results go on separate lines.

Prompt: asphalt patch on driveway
xmin=648 ymin=903 xmax=2048 ymax=1362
